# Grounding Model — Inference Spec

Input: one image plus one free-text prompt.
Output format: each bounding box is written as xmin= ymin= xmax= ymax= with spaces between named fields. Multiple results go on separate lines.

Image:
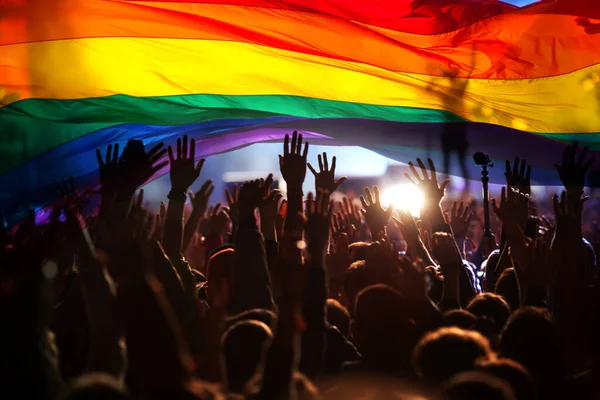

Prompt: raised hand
xmin=279 ymin=131 xmax=309 ymax=189
xmin=555 ymin=141 xmax=594 ymax=194
xmin=131 ymin=142 xmax=168 ymax=190
xmin=392 ymin=209 xmax=421 ymax=245
xmin=238 ymin=174 xmax=274 ymax=217
xmin=365 ymin=233 xmax=399 ymax=285
xmin=430 ymin=232 xmax=462 ymax=266
xmin=305 ymin=191 xmax=333 ymax=251
xmin=208 ymin=203 xmax=231 ymax=237
xmin=99 ymin=190 xmax=156 ymax=280
xmin=168 ymin=135 xmax=205 ymax=192
xmin=153 ymin=201 xmax=167 ymax=242
xmin=128 ymin=189 xmax=150 ymax=238
xmin=225 ymin=184 xmax=239 ymax=226
xmin=553 ymin=190 xmax=587 ymax=238
xmin=96 ymin=143 xmax=122 ymax=199
xmin=55 ymin=175 xmax=84 ymax=213
xmin=505 ymin=158 xmax=532 ymax=195
xmin=189 ymin=179 xmax=214 ymax=216
xmin=404 ymin=157 xmax=450 ymax=206
xmin=100 ymin=141 xmax=167 ymax=196
xmin=260 ymin=188 xmax=283 ymax=241
xmin=445 ymin=201 xmax=473 ymax=238
xmin=307 ymin=152 xmax=347 ymax=194
xmin=491 ymin=186 xmax=529 ymax=233
xmin=360 ymin=185 xmax=393 ymax=236
xmin=521 ymin=237 xmax=552 ymax=292
xmin=341 ymin=197 xmax=362 ymax=229
xmin=332 ymin=212 xmax=357 ymax=241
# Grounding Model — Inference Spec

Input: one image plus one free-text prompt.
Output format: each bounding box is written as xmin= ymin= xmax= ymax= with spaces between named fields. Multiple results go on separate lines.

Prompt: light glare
xmin=380 ymin=184 xmax=424 ymax=217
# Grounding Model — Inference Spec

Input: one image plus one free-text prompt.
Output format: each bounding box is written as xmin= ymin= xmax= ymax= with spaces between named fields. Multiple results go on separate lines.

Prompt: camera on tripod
xmin=473 ymin=152 xmax=493 ymax=168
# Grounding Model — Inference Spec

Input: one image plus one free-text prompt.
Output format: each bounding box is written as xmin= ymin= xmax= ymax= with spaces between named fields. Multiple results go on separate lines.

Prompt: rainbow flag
xmin=1 ymin=0 xmax=600 ymax=222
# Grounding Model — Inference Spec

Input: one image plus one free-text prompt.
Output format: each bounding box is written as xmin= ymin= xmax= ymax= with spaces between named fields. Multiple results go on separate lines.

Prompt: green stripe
xmin=0 ymin=94 xmax=466 ymax=174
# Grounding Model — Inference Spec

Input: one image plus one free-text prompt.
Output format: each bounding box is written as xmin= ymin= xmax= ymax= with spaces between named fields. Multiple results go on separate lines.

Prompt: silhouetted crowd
xmin=2 ymin=132 xmax=600 ymax=400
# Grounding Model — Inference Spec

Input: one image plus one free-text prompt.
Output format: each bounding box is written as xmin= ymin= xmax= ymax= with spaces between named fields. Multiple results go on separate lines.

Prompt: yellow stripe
xmin=1 ymin=38 xmax=599 ymax=133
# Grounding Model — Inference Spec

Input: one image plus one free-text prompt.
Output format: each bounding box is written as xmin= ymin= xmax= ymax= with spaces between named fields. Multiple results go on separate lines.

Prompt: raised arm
xmin=182 ymin=179 xmax=214 ymax=253
xmin=307 ymin=152 xmax=347 ymax=194
xmin=163 ymin=135 xmax=206 ymax=259
xmin=404 ymin=157 xmax=450 ymax=231
xmin=299 ymin=191 xmax=333 ymax=378
xmin=431 ymin=232 xmax=463 ymax=311
xmin=65 ymin=206 xmax=124 ymax=378
xmin=280 ymin=131 xmax=309 ymax=237
xmin=360 ymin=185 xmax=393 ymax=238
xmin=104 ymin=204 xmax=194 ymax=396
xmin=229 ymin=176 xmax=276 ymax=314
xmin=258 ymin=229 xmax=307 ymax=400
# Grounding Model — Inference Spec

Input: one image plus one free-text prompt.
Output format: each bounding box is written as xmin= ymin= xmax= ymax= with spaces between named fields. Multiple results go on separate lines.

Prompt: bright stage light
xmin=380 ymin=184 xmax=424 ymax=218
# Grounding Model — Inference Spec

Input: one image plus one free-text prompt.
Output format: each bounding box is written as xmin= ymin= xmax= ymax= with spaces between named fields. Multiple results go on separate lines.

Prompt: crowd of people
xmin=2 ymin=131 xmax=600 ymax=400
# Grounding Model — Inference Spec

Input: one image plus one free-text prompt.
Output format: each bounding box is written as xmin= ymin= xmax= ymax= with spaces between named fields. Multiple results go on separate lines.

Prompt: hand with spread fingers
xmin=96 ymin=141 xmax=168 ymax=201
xmin=279 ymin=131 xmax=309 ymax=190
xmin=520 ymin=237 xmax=552 ymax=293
xmin=308 ymin=152 xmax=347 ymax=194
xmin=492 ymin=186 xmax=530 ymax=235
xmin=168 ymin=135 xmax=205 ymax=193
xmin=360 ymin=185 xmax=394 ymax=237
xmin=404 ymin=157 xmax=450 ymax=207
xmin=305 ymin=191 xmax=334 ymax=252
xmin=392 ymin=209 xmax=421 ymax=246
xmin=505 ymin=158 xmax=532 ymax=195
xmin=332 ymin=211 xmax=357 ymax=242
xmin=207 ymin=203 xmax=231 ymax=238
xmin=238 ymin=174 xmax=275 ymax=218
xmin=445 ymin=201 xmax=473 ymax=239
xmin=189 ymin=180 xmax=214 ymax=216
xmin=55 ymin=175 xmax=88 ymax=214
xmin=555 ymin=141 xmax=594 ymax=194
xmin=260 ymin=187 xmax=283 ymax=241
xmin=96 ymin=143 xmax=122 ymax=199
xmin=553 ymin=190 xmax=587 ymax=239
xmin=341 ymin=197 xmax=362 ymax=230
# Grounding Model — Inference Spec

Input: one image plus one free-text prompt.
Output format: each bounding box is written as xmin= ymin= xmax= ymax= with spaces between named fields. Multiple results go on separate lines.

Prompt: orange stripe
xmin=2 ymin=0 xmax=600 ymax=79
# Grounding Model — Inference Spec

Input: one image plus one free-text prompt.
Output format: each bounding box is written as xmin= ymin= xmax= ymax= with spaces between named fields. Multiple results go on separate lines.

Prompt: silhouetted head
xmin=342 ymin=260 xmax=369 ymax=313
xmin=206 ymin=248 xmax=234 ymax=304
xmin=226 ymin=308 xmax=276 ymax=330
xmin=327 ymin=298 xmax=351 ymax=338
xmin=439 ymin=371 xmax=516 ymax=400
xmin=477 ymin=358 xmax=538 ymax=400
xmin=348 ymin=242 xmax=370 ymax=262
xmin=467 ymin=293 xmax=511 ymax=344
xmin=65 ymin=373 xmax=130 ymax=400
xmin=499 ymin=307 xmax=565 ymax=399
xmin=222 ymin=320 xmax=273 ymax=394
xmin=352 ymin=284 xmax=417 ymax=373
xmin=413 ymin=327 xmax=493 ymax=385
xmin=495 ymin=268 xmax=520 ymax=312
xmin=443 ymin=309 xmax=477 ymax=330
